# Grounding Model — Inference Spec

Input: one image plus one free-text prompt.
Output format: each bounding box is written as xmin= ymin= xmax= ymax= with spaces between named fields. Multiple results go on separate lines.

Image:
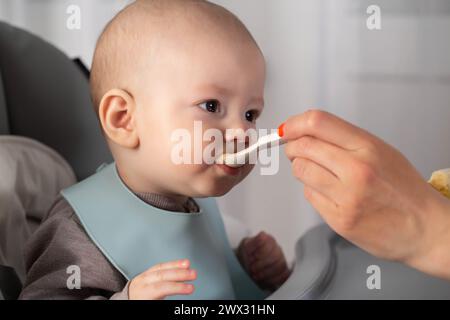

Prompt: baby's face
xmin=132 ymin=34 xmax=266 ymax=197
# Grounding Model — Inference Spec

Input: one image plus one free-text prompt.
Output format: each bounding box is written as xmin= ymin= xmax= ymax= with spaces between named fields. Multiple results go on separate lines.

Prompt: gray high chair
xmin=0 ymin=21 xmax=111 ymax=300
xmin=1 ymin=21 xmax=450 ymax=300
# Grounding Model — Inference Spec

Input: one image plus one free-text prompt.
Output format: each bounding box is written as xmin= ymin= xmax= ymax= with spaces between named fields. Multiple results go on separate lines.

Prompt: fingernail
xmin=181 ymin=259 xmax=189 ymax=267
xmin=277 ymin=122 xmax=285 ymax=137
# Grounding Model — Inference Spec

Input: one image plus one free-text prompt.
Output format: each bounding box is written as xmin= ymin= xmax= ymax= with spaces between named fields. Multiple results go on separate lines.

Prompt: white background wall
xmin=1 ymin=0 xmax=450 ymax=264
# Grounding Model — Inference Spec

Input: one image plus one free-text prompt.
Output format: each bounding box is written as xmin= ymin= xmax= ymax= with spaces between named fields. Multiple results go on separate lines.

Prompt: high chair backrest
xmin=0 ymin=21 xmax=112 ymax=300
xmin=0 ymin=21 xmax=112 ymax=181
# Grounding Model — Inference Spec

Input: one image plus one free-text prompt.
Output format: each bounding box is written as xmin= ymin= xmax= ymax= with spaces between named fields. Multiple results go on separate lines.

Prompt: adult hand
xmin=281 ymin=110 xmax=450 ymax=279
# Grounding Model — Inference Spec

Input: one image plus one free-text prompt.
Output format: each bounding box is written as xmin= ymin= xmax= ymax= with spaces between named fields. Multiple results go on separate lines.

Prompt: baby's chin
xmin=188 ymin=177 xmax=238 ymax=197
xmin=186 ymin=164 xmax=254 ymax=197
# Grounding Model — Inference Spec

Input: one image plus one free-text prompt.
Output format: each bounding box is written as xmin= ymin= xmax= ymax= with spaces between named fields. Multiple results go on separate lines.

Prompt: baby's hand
xmin=236 ymin=231 xmax=291 ymax=292
xmin=129 ymin=259 xmax=196 ymax=300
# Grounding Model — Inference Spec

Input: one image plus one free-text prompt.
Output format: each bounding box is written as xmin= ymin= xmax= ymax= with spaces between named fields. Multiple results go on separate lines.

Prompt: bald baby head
xmin=89 ymin=0 xmax=261 ymax=114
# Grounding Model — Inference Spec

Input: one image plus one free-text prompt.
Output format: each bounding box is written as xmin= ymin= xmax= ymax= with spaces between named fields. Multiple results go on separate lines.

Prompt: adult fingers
xmin=303 ymin=186 xmax=341 ymax=228
xmin=290 ymin=157 xmax=341 ymax=200
xmin=282 ymin=110 xmax=374 ymax=151
xmin=284 ymin=135 xmax=352 ymax=178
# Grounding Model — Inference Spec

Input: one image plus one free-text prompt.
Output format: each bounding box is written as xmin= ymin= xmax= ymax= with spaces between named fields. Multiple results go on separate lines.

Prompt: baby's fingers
xmin=253 ymin=239 xmax=277 ymax=262
xmin=147 ymin=268 xmax=197 ymax=284
xmin=146 ymin=259 xmax=190 ymax=274
xmin=251 ymin=248 xmax=281 ymax=272
xmin=253 ymin=258 xmax=287 ymax=280
xmin=149 ymin=282 xmax=195 ymax=300
xmin=245 ymin=232 xmax=271 ymax=256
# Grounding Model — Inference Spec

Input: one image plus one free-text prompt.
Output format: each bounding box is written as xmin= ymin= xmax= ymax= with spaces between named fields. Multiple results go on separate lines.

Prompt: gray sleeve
xmin=87 ymin=282 xmax=130 ymax=300
xmin=19 ymin=195 xmax=128 ymax=300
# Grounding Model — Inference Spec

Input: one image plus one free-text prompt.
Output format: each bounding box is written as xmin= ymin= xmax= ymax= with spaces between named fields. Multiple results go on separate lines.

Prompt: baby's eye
xmin=198 ymin=100 xmax=221 ymax=113
xmin=245 ymin=109 xmax=259 ymax=123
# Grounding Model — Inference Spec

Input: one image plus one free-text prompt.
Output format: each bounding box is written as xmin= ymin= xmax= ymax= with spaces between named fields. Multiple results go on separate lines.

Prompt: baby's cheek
xmin=170 ymin=163 xmax=209 ymax=182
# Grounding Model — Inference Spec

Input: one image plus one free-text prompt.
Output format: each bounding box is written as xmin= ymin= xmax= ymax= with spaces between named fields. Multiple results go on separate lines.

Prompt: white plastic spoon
xmin=215 ymin=131 xmax=286 ymax=168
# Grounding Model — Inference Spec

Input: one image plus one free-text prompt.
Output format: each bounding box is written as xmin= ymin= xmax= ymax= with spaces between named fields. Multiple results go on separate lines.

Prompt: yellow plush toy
xmin=428 ymin=168 xmax=450 ymax=199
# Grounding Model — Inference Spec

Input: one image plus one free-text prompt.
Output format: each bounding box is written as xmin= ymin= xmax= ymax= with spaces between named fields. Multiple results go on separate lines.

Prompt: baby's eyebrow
xmin=249 ymin=96 xmax=265 ymax=107
xmin=195 ymin=83 xmax=231 ymax=96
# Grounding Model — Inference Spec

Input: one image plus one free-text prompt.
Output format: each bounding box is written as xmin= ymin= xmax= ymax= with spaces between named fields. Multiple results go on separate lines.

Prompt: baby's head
xmin=90 ymin=0 xmax=265 ymax=199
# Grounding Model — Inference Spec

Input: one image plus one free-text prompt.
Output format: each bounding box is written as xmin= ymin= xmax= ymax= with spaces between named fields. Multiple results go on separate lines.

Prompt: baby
xmin=20 ymin=0 xmax=291 ymax=300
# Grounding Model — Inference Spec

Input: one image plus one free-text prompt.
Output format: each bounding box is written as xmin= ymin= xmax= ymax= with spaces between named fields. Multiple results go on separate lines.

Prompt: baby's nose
xmin=224 ymin=129 xmax=251 ymax=154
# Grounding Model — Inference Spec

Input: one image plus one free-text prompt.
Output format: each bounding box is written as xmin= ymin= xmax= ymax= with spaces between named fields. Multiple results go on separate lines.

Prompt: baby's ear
xmin=98 ymin=88 xmax=139 ymax=149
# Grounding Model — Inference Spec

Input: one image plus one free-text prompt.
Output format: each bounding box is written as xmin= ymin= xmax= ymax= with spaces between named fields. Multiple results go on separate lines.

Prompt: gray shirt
xmin=19 ymin=193 xmax=200 ymax=300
